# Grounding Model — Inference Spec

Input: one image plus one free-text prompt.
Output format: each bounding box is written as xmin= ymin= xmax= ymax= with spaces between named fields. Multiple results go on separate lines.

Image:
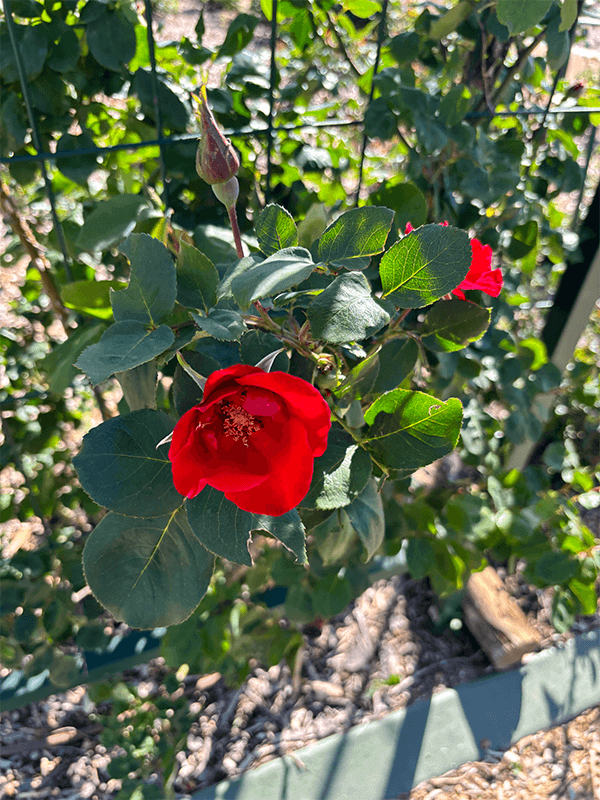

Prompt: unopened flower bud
xmin=195 ymin=85 xmax=240 ymax=186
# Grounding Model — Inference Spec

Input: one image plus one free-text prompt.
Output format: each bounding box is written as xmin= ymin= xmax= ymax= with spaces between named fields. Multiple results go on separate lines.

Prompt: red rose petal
xmin=238 ymin=371 xmax=331 ymax=456
xmin=224 ymin=415 xmax=314 ymax=515
xmin=242 ymin=389 xmax=281 ymax=416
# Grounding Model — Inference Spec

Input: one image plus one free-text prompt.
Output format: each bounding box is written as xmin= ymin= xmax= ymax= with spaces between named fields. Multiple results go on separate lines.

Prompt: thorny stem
xmin=227 ymin=204 xmax=245 ymax=259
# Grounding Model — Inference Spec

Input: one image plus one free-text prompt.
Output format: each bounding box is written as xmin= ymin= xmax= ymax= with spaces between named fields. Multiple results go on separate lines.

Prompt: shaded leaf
xmin=307 ymin=272 xmax=390 ymax=344
xmin=75 ymin=320 xmax=174 ymax=385
xmin=192 ymin=308 xmax=247 ymax=341
xmin=344 ymin=478 xmax=384 ymax=561
xmin=83 ymin=509 xmax=214 ymax=628
xmin=301 ymin=425 xmax=372 ymax=510
xmin=76 ymin=194 xmax=150 ymax=252
xmin=112 ymin=234 xmax=177 ymax=325
xmin=73 ymin=409 xmax=182 ymax=518
xmin=422 ymin=299 xmax=491 ymax=352
xmin=86 ymin=9 xmax=136 ymax=71
xmin=176 ymin=241 xmax=219 ymax=312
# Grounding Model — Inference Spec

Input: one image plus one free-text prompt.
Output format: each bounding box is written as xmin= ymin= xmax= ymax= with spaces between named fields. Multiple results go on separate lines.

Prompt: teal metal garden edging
xmin=0 ymin=628 xmax=164 ymax=713
xmin=191 ymin=628 xmax=600 ymax=800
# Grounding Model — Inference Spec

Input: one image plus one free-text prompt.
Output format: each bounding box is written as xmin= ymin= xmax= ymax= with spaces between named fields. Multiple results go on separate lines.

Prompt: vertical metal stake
xmin=3 ymin=0 xmax=73 ymax=281
xmin=144 ymin=0 xmax=169 ymax=211
xmin=266 ymin=0 xmax=278 ymax=203
xmin=355 ymin=0 xmax=389 ymax=206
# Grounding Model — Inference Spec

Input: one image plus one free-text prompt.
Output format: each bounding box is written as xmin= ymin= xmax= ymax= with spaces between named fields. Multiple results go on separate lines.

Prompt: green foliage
xmin=2 ymin=1 xmax=599 ymax=744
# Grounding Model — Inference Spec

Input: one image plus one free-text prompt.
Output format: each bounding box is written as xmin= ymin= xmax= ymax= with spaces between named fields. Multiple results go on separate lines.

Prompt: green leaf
xmin=116 ymin=361 xmax=158 ymax=412
xmin=231 ymin=247 xmax=315 ymax=311
xmin=176 ymin=241 xmax=219 ymax=312
xmin=496 ymin=0 xmax=553 ymax=34
xmin=195 ymin=9 xmax=205 ymax=39
xmin=371 ymin=338 xmax=419 ymax=395
xmin=388 ymin=31 xmax=420 ymax=64
xmin=73 ymin=409 xmax=182 ymax=518
xmin=134 ymin=69 xmax=189 ymax=132
xmin=56 ymin=132 xmax=98 ymax=186
xmin=112 ymin=234 xmax=177 ymax=326
xmin=171 ymin=351 xmax=218 ymax=417
xmin=345 ymin=0 xmax=381 ymax=18
xmin=239 ymin=330 xmax=289 ymax=372
xmin=380 ymin=224 xmax=471 ymax=308
xmin=318 ymin=207 xmax=395 ymax=268
xmin=83 ymin=509 xmax=214 ymax=628
xmin=0 ymin=25 xmax=47 ymax=82
xmin=517 ymin=337 xmax=547 ymax=370
xmin=75 ymin=194 xmax=150 ymax=252
xmin=568 ymin=578 xmax=598 ymax=615
xmin=218 ymin=13 xmax=259 ymax=58
xmin=406 ymin=538 xmax=436 ymax=580
xmin=439 ymin=85 xmax=472 ymax=127
xmin=546 ymin=12 xmax=570 ymax=71
xmin=429 ymin=1 xmax=474 ymax=39
xmin=421 ymin=299 xmax=491 ymax=352
xmin=334 ymin=351 xmax=380 ymax=401
xmin=253 ymin=510 xmax=307 ymax=565
xmin=534 ymin=551 xmax=579 ymax=585
xmin=61 ymin=280 xmax=125 ymax=320
xmin=191 ymin=308 xmax=247 ymax=341
xmin=41 ymin=323 xmax=105 ymax=395
xmin=255 ymin=204 xmax=299 ymax=256
xmin=313 ymin=511 xmax=356 ymax=567
xmin=344 ymin=478 xmax=384 ymax=561
xmin=559 ymin=0 xmax=577 ymax=31
xmin=301 ymin=425 xmax=372 ymax=510
xmin=86 ymin=9 xmax=137 ymax=71
xmin=46 ymin=23 xmax=80 ymax=72
xmin=75 ymin=320 xmax=174 ymax=385
xmin=1 ymin=94 xmax=28 ymax=150
xmin=186 ymin=488 xmax=255 ymax=566
xmin=364 ymin=390 xmax=463 ymax=473
xmin=186 ymin=488 xmax=307 ymax=566
xmin=368 ymin=182 xmax=427 ymax=234
xmin=507 ymin=220 xmax=538 ymax=260
xmin=307 ymin=272 xmax=391 ymax=344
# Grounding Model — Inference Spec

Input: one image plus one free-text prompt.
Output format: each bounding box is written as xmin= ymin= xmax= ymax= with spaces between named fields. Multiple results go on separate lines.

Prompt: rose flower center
xmin=220 ymin=402 xmax=262 ymax=446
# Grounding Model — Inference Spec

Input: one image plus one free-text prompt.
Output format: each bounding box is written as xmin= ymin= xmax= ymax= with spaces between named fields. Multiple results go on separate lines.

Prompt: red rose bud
xmin=195 ymin=85 xmax=240 ymax=186
xmin=168 ymin=364 xmax=332 ymax=516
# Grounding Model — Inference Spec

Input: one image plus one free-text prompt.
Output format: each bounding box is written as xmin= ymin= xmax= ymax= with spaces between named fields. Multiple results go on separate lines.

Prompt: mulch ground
xmin=1 ymin=569 xmax=598 ymax=799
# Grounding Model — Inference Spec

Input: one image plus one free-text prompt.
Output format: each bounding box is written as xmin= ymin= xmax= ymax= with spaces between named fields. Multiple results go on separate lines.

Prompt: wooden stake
xmin=463 ymin=566 xmax=542 ymax=669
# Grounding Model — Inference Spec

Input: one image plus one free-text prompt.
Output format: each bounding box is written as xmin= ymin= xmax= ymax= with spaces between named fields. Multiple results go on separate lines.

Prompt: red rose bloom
xmin=452 ymin=238 xmax=503 ymax=301
xmin=169 ymin=364 xmax=331 ymax=516
xmin=404 ymin=222 xmax=502 ymax=301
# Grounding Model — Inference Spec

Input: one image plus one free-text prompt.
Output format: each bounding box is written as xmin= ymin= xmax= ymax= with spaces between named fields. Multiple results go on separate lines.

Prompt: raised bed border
xmin=191 ymin=628 xmax=600 ymax=800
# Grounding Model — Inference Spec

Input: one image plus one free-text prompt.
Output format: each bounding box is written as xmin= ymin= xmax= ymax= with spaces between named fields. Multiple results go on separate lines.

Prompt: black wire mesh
xmin=1 ymin=0 xmax=597 ymax=246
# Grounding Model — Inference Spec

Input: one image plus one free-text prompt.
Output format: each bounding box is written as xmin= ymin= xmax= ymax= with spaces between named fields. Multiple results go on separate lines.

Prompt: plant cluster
xmin=1 ymin=0 xmax=599 ymax=713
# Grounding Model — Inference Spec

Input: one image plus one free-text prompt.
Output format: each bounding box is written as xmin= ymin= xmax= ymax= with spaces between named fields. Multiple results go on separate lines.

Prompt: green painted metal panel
xmin=192 ymin=629 xmax=600 ymax=800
